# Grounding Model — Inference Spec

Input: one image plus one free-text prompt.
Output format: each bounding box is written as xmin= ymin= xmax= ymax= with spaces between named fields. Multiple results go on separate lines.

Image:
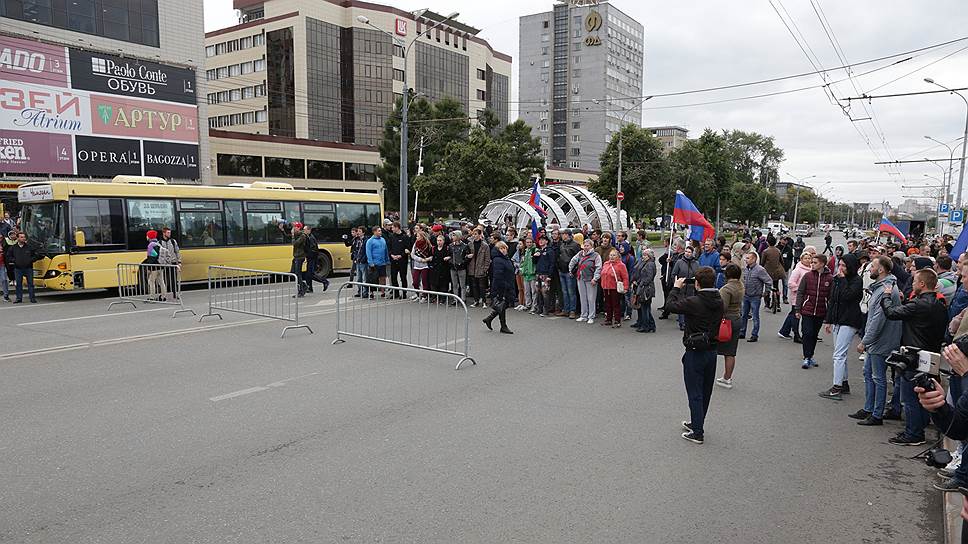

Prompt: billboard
xmin=69 ymin=48 xmax=197 ymax=105
xmin=0 ymin=130 xmax=73 ymax=174
xmin=0 ymin=34 xmax=200 ymax=179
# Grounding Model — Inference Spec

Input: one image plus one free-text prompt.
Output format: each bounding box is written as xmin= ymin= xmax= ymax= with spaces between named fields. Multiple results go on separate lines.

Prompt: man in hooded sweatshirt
xmin=849 ymin=255 xmax=903 ymax=427
xmin=665 ymin=266 xmax=724 ymax=445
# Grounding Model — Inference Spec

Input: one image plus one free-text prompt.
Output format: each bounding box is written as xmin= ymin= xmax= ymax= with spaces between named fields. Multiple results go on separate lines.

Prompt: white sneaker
xmin=575 ymin=317 xmax=587 ymax=322
xmin=586 ymin=318 xmax=594 ymax=325
xmin=858 ymin=353 xmax=866 ymax=361
xmin=715 ymin=377 xmax=733 ymax=389
xmin=514 ymin=304 xmax=524 ymax=311
xmin=945 ymin=452 xmax=963 ymax=472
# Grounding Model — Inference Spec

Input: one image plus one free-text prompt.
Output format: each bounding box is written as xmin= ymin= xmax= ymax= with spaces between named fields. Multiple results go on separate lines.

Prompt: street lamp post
xmin=596 ymin=95 xmax=652 ymax=230
xmin=359 ymin=12 xmax=459 ymax=225
xmin=924 ymin=135 xmax=963 ymax=204
xmin=925 ymin=78 xmax=968 ymax=208
xmin=785 ymin=172 xmax=816 ymax=229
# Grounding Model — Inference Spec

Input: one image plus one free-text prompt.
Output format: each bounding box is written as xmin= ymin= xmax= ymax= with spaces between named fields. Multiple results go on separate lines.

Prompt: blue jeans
xmin=831 ymin=325 xmax=856 ymax=386
xmin=682 ymin=349 xmax=717 ymax=436
xmin=863 ymin=353 xmax=888 ymax=419
xmin=739 ymin=295 xmax=761 ymax=337
xmin=0 ymin=265 xmax=7 ymax=298
xmin=900 ymin=374 xmax=928 ymax=440
xmin=354 ymin=262 xmax=369 ymax=296
xmin=14 ymin=267 xmax=35 ymax=302
xmin=559 ymin=272 xmax=577 ymax=313
xmin=635 ymin=298 xmax=655 ymax=331
xmin=779 ymin=308 xmax=800 ymax=339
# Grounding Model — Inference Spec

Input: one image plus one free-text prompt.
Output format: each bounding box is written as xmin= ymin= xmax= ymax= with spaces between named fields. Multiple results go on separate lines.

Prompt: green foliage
xmin=414 ymin=126 xmax=524 ymax=215
xmin=377 ymin=96 xmax=470 ymax=210
xmin=722 ymin=129 xmax=784 ymax=188
xmin=727 ymin=182 xmax=777 ymax=225
xmin=589 ymin=125 xmax=671 ymax=217
xmin=668 ymin=129 xmax=735 ymax=216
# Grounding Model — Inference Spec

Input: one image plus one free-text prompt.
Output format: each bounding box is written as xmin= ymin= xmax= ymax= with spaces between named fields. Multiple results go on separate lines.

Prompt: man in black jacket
xmin=779 ymin=237 xmax=795 ymax=304
xmin=557 ymin=229 xmax=581 ymax=318
xmin=302 ymin=225 xmax=327 ymax=293
xmin=8 ymin=232 xmax=40 ymax=303
xmin=387 ymin=222 xmax=410 ymax=297
xmin=883 ymin=268 xmax=948 ymax=446
xmin=665 ymin=266 xmax=724 ymax=445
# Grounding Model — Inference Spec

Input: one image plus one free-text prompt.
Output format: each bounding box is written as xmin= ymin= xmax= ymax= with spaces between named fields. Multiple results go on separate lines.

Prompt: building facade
xmin=519 ymin=1 xmax=644 ymax=171
xmin=646 ymin=125 xmax=688 ymax=153
xmin=0 ymin=0 xmax=209 ymax=211
xmin=205 ymin=0 xmax=511 ymax=191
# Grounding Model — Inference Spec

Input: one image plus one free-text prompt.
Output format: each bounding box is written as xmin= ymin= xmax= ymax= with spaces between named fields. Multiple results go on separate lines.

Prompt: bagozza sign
xmin=143 ymin=141 xmax=199 ymax=179
xmin=69 ymin=49 xmax=196 ymax=105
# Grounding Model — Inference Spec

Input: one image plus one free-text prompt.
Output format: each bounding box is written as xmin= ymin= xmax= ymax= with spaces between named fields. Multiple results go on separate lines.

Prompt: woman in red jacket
xmin=601 ymin=249 xmax=630 ymax=328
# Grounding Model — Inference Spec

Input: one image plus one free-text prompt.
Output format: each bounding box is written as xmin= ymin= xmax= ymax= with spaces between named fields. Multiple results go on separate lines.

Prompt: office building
xmin=646 ymin=125 xmax=688 ymax=153
xmin=205 ymin=0 xmax=511 ymax=191
xmin=0 ymin=0 xmax=209 ymax=208
xmin=519 ymin=1 xmax=644 ymax=171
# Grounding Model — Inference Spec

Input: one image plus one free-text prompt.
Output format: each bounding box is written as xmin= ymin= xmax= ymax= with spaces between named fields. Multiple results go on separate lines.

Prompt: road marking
xmin=312 ymin=298 xmax=336 ymax=307
xmin=19 ymin=307 xmax=169 ymax=326
xmin=211 ymin=372 xmax=320 ymax=402
xmin=209 ymin=387 xmax=269 ymax=402
xmin=0 ymin=343 xmax=91 ymax=360
xmin=0 ymin=300 xmax=406 ymax=361
xmin=3 ymin=301 xmax=68 ymax=309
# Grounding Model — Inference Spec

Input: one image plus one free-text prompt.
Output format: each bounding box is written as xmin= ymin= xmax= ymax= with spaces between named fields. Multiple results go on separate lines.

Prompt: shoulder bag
xmin=611 ymin=263 xmax=626 ymax=294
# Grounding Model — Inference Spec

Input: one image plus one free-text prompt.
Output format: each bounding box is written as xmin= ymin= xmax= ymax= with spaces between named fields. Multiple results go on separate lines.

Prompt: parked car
xmin=793 ymin=224 xmax=815 ymax=236
xmin=766 ymin=222 xmax=789 ymax=236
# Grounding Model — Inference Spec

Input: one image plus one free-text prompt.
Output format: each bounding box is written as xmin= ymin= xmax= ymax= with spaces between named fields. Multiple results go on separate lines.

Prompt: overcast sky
xmin=205 ymin=0 xmax=968 ymax=208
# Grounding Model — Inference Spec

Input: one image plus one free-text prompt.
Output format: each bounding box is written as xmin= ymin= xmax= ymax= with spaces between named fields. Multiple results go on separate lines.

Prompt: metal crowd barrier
xmin=332 ymin=281 xmax=476 ymax=370
xmin=107 ymin=263 xmax=196 ymax=318
xmin=198 ymin=265 xmax=313 ymax=338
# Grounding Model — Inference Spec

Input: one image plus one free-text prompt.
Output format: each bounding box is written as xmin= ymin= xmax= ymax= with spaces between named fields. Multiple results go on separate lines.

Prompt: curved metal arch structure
xmin=479 ymin=184 xmax=627 ymax=232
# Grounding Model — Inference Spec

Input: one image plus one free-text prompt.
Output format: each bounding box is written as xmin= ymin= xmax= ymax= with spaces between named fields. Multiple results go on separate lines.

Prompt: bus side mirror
xmin=74 ymin=230 xmax=86 ymax=248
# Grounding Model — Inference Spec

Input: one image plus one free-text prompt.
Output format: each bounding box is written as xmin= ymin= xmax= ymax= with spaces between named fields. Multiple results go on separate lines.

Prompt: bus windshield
xmin=21 ymin=202 xmax=66 ymax=255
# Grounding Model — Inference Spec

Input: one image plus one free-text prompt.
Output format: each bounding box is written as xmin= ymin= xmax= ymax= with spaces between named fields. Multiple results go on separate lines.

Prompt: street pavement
xmin=0 ymin=233 xmax=945 ymax=543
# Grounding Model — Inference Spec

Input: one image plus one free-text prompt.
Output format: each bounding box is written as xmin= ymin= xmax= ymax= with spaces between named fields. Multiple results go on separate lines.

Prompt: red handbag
xmin=717 ymin=317 xmax=732 ymax=343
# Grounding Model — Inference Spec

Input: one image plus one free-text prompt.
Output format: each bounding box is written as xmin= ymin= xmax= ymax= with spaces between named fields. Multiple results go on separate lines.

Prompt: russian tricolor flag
xmin=878 ymin=217 xmax=907 ymax=244
xmin=528 ymin=178 xmax=547 ymax=218
xmin=673 ymin=190 xmax=715 ymax=241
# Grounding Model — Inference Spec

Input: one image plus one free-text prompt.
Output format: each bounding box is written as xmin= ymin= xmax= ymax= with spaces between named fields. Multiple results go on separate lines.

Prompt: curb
xmin=945 ymin=438 xmax=962 ymax=544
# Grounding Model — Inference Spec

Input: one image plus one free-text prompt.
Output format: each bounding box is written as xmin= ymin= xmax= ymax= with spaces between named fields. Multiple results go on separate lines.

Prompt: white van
xmin=766 ymin=222 xmax=788 ymax=236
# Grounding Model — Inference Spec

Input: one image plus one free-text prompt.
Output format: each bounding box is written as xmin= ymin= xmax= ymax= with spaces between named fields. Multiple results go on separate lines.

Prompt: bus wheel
xmin=315 ymin=253 xmax=333 ymax=281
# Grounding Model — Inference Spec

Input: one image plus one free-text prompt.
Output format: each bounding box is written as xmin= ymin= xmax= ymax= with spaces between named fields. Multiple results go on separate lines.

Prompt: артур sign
xmin=90 ymin=94 xmax=198 ymax=143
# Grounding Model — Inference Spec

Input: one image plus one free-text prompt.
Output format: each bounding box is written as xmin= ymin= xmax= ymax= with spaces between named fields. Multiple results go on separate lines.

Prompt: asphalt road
xmin=0 ymin=233 xmax=944 ymax=543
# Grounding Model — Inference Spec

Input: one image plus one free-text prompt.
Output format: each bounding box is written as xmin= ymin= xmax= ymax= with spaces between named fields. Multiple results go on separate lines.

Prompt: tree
xmin=414 ymin=126 xmax=522 ymax=216
xmin=498 ymin=119 xmax=544 ymax=187
xmin=727 ymin=182 xmax=777 ymax=225
xmin=590 ymin=125 xmax=672 ymax=218
xmin=668 ymin=129 xmax=734 ymax=226
xmin=722 ymin=130 xmax=784 ymax=188
xmin=377 ymin=96 xmax=469 ymax=212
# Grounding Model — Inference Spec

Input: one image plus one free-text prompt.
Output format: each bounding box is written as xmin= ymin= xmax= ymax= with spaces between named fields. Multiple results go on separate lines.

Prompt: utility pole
xmin=925 ymin=79 xmax=968 ymax=207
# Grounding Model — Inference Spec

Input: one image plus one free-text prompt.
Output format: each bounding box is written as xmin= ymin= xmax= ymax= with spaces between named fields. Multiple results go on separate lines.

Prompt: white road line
xmin=212 ymin=372 xmax=320 ymax=401
xmin=19 ymin=308 xmax=169 ymax=326
xmin=0 ymin=343 xmax=91 ymax=360
xmin=3 ymin=301 xmax=68 ymax=309
xmin=209 ymin=387 xmax=269 ymax=402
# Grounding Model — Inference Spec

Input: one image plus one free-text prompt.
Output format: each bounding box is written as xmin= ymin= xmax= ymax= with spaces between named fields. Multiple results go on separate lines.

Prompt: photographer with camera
xmin=916 ymin=341 xmax=968 ymax=524
xmin=850 ymin=255 xmax=903 ymax=426
xmin=881 ymin=268 xmax=948 ymax=446
xmin=665 ymin=266 xmax=724 ymax=445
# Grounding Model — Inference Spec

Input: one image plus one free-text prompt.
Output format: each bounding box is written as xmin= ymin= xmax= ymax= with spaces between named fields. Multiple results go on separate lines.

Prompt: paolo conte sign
xmin=69 ymin=49 xmax=196 ymax=105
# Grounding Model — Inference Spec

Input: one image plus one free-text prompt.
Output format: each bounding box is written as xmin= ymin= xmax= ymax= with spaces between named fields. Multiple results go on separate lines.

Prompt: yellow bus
xmin=16 ymin=176 xmax=383 ymax=290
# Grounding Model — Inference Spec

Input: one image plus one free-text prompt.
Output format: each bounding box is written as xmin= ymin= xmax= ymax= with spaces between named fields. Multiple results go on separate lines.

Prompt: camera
xmin=885 ymin=346 xmax=941 ymax=391
xmin=684 ymin=278 xmax=696 ymax=285
xmin=924 ymin=447 xmax=953 ymax=469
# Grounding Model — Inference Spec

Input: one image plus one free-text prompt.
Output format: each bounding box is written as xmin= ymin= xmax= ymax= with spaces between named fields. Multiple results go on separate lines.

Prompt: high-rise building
xmin=519 ymin=1 xmax=644 ymax=172
xmin=0 ymin=0 xmax=209 ymax=211
xmin=205 ymin=0 xmax=511 ymax=191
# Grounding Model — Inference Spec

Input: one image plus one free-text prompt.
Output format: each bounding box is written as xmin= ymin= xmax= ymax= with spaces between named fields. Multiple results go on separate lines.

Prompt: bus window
xmin=180 ymin=212 xmax=224 ymax=247
xmin=284 ymin=202 xmax=301 ymax=225
xmin=225 ymin=201 xmax=244 ymax=245
xmin=365 ymin=204 xmax=382 ymax=227
xmin=244 ymin=201 xmax=285 ymax=244
xmin=336 ymin=203 xmax=366 ymax=228
xmin=304 ymin=210 xmax=337 ymax=242
xmin=127 ymin=199 xmax=175 ymax=250
xmin=70 ymin=198 xmax=126 ymax=249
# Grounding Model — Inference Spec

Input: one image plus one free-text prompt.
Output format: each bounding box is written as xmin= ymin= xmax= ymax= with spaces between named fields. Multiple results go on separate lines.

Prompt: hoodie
xmin=825 ymin=254 xmax=864 ymax=329
xmin=665 ymin=286 xmax=725 ymax=350
xmin=861 ymin=274 xmax=903 ymax=356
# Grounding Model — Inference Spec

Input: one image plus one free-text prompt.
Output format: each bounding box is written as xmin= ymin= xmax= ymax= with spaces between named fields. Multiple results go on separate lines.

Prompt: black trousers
xmin=390 ymin=259 xmax=408 ymax=290
xmin=682 ymin=349 xmax=717 ymax=436
xmin=800 ymin=314 xmax=823 ymax=360
xmin=485 ymin=297 xmax=509 ymax=328
xmin=471 ymin=275 xmax=488 ymax=301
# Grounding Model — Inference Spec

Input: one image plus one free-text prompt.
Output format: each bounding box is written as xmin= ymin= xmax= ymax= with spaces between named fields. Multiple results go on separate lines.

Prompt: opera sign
xmin=90 ymin=94 xmax=198 ymax=143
